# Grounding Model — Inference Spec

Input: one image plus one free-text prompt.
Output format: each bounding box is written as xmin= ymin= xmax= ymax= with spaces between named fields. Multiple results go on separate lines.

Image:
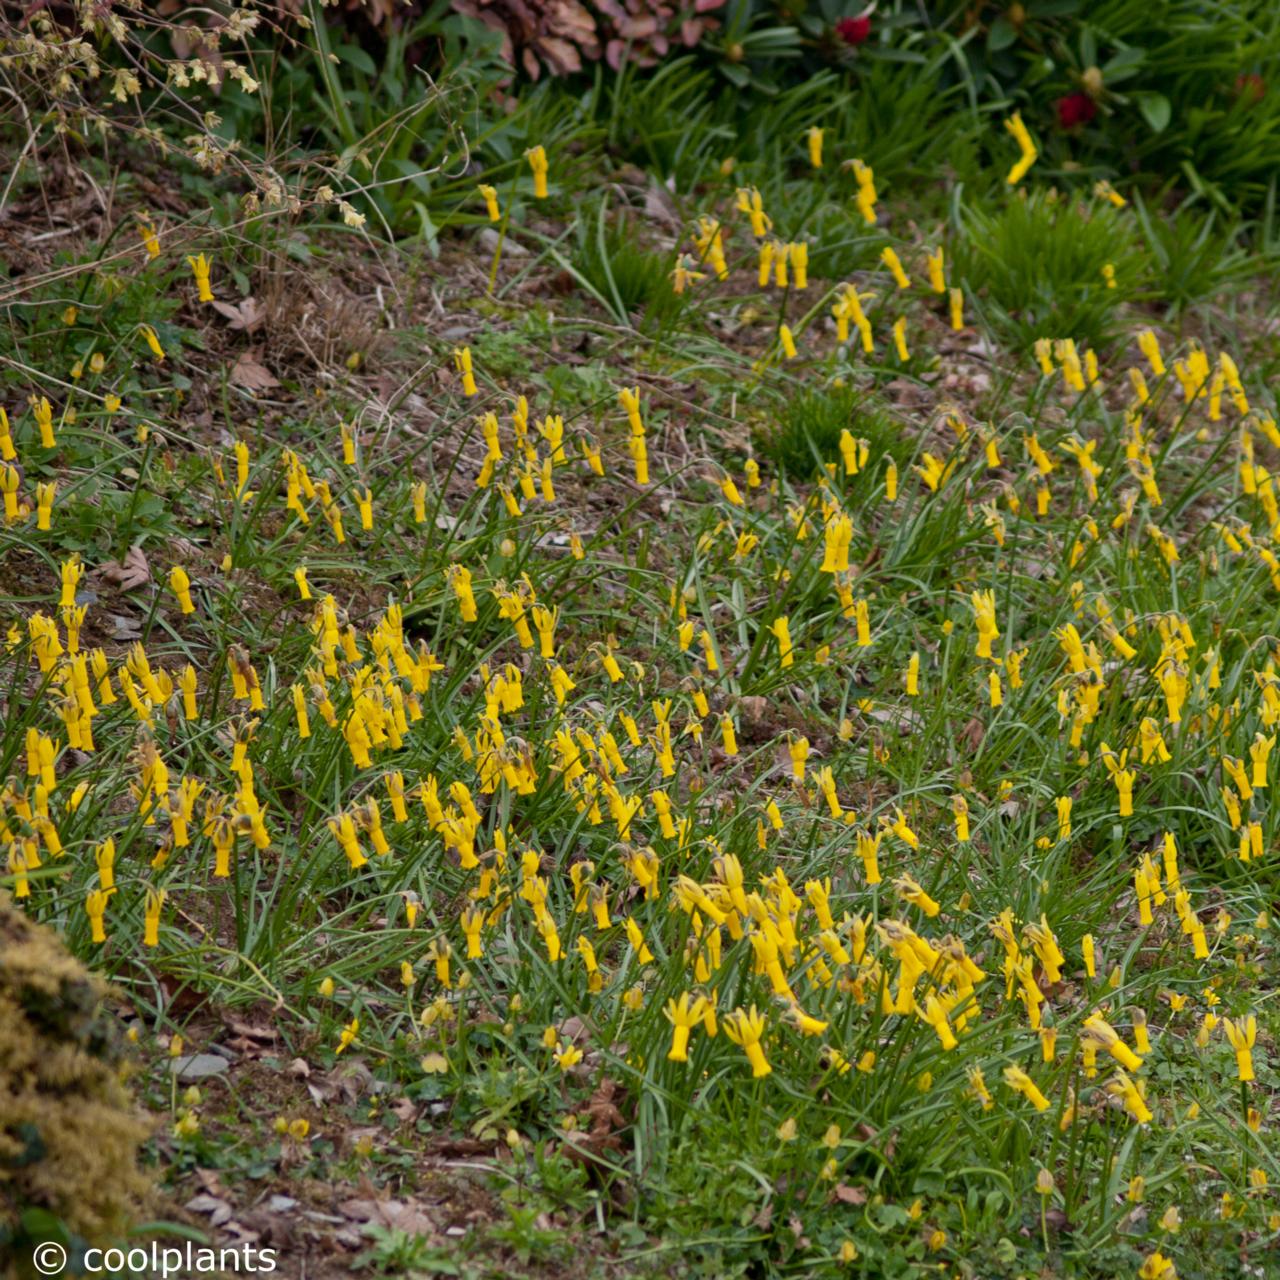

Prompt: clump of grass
xmin=755 ymin=383 xmax=904 ymax=477
xmin=951 ymin=189 xmax=1146 ymax=352
xmin=570 ymin=198 xmax=686 ymax=333
xmin=1133 ymin=194 xmax=1254 ymax=318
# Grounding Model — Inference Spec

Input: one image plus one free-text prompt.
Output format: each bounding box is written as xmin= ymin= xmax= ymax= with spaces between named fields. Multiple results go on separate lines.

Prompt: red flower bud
xmin=1236 ymin=73 xmax=1266 ymax=104
xmin=1055 ymin=92 xmax=1097 ymax=129
xmin=835 ymin=15 xmax=871 ymax=45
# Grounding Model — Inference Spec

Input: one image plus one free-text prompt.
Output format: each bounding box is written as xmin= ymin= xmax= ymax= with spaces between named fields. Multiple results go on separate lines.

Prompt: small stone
xmin=171 ymin=1054 xmax=230 ymax=1082
xmin=478 ymin=228 xmax=529 ymax=256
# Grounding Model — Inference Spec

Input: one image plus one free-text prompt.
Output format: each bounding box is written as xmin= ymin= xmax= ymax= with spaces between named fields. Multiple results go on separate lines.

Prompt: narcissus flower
xmin=1003 ymin=1064 xmax=1051 ymax=1111
xmin=525 ymin=145 xmax=549 ymax=198
xmin=770 ymin=615 xmax=794 ymax=667
xmin=169 ymin=566 xmax=195 ymax=614
xmin=806 ymin=126 xmax=823 ymax=169
xmin=1105 ymin=1070 xmax=1153 ymax=1124
xmin=187 ymin=253 xmax=215 ymax=302
xmin=724 ymin=1005 xmax=771 ymax=1077
xmin=1139 ymin=1251 xmax=1178 ymax=1280
xmin=335 ymin=1017 xmax=359 ymax=1054
xmin=1082 ymin=1012 xmax=1143 ymax=1070
xmin=1003 ymin=112 xmax=1038 ymax=184
xmin=554 ymin=1041 xmax=582 ymax=1070
xmin=138 ymin=215 xmax=161 ymax=258
xmin=454 ymin=347 xmax=477 ymax=396
xmin=665 ymin=992 xmax=709 ymax=1061
xmin=139 ymin=323 xmax=166 ymax=360
xmin=35 ymin=481 xmax=55 ymax=530
xmin=33 ymin=396 xmax=56 ymax=449
xmin=881 ymin=246 xmax=909 ymax=289
xmin=1224 ymin=1015 xmax=1257 ymax=1081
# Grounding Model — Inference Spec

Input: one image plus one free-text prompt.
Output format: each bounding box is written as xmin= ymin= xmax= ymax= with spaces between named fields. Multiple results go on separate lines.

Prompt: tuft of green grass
xmin=950 ymin=188 xmax=1147 ymax=353
xmin=755 ymin=384 xmax=906 ymax=477
xmin=1133 ymin=193 xmax=1255 ymax=318
xmin=569 ymin=198 xmax=687 ymax=333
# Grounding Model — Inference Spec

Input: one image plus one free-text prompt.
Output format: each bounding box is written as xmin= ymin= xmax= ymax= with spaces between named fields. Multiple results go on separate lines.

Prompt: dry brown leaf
xmin=99 ymin=545 xmax=150 ymax=592
xmin=390 ymin=1096 xmax=418 ymax=1123
xmin=194 ymin=1168 xmax=227 ymax=1196
xmin=185 ymin=1193 xmax=233 ymax=1227
xmin=306 ymin=1059 xmax=373 ymax=1105
xmin=211 ymin=296 xmax=265 ymax=333
xmin=788 ymin=1215 xmax=810 ymax=1248
xmin=643 ymin=177 xmax=681 ymax=230
xmin=229 ymin=349 xmax=280 ymax=393
xmin=958 ymin=717 xmax=984 ymax=753
xmin=222 ymin=1015 xmax=279 ymax=1040
xmin=339 ymin=1198 xmax=435 ymax=1237
xmin=833 ymin=1183 xmax=868 ymax=1205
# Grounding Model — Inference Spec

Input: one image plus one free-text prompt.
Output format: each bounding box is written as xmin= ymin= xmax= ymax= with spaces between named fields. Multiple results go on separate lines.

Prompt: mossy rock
xmin=0 ymin=897 xmax=149 ymax=1261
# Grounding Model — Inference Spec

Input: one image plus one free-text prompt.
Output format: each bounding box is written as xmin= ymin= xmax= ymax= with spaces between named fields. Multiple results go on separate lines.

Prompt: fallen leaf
xmin=210 ymin=296 xmax=265 ymax=332
xmin=306 ymin=1059 xmax=373 ymax=1105
xmin=834 ymin=1183 xmax=868 ymax=1205
xmin=194 ymin=1168 xmax=227 ymax=1196
xmin=562 ymin=1074 xmax=627 ymax=1164
xmin=222 ymin=1015 xmax=279 ymax=1040
xmin=99 ymin=544 xmax=150 ymax=592
xmin=110 ymin=614 xmax=143 ymax=641
xmin=338 ymin=1198 xmax=435 ymax=1237
xmin=957 ymin=717 xmax=984 ymax=753
xmin=185 ymin=1193 xmax=233 ymax=1227
xmin=643 ymin=177 xmax=681 ymax=230
xmin=229 ymin=349 xmax=280 ymax=393
xmin=425 ymin=1136 xmax=494 ymax=1157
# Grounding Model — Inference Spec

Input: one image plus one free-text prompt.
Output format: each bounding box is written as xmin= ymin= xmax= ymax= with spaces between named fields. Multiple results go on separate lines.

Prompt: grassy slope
xmin=3 ymin=67 xmax=1280 ymax=1280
